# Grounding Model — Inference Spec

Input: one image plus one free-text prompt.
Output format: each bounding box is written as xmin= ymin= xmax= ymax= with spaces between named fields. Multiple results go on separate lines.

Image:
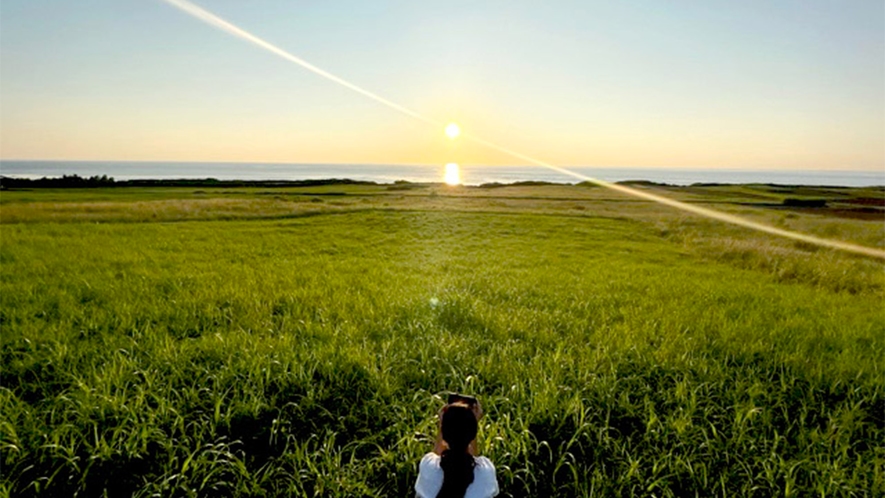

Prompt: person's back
xmin=415 ymin=398 xmax=499 ymax=498
xmin=415 ymin=452 xmax=498 ymax=498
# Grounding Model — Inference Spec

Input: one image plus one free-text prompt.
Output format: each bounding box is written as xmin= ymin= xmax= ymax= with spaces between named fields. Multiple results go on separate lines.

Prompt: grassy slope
xmin=1 ymin=185 xmax=883 ymax=497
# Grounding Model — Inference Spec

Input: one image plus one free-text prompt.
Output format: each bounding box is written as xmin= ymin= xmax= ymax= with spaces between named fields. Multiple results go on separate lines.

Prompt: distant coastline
xmin=3 ymin=174 xmax=884 ymax=192
xmin=1 ymin=160 xmax=883 ymax=188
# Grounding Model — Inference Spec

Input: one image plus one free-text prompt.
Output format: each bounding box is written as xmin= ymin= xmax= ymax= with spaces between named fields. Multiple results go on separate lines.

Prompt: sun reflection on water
xmin=444 ymin=163 xmax=461 ymax=185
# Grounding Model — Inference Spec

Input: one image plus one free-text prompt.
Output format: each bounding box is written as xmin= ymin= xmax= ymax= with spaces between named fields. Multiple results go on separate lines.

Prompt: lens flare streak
xmin=159 ymin=0 xmax=885 ymax=260
xmin=160 ymin=0 xmax=440 ymax=127
xmin=464 ymin=136 xmax=885 ymax=259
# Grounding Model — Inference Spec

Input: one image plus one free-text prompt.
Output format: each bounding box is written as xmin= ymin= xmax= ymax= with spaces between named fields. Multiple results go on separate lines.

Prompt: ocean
xmin=1 ymin=161 xmax=883 ymax=187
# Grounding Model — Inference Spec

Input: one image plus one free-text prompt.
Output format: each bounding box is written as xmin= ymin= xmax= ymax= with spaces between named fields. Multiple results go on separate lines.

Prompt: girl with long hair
xmin=415 ymin=398 xmax=499 ymax=498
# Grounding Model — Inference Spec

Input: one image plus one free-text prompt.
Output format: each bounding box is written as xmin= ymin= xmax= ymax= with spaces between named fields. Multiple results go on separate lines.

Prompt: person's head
xmin=437 ymin=402 xmax=478 ymax=498
xmin=440 ymin=402 xmax=478 ymax=451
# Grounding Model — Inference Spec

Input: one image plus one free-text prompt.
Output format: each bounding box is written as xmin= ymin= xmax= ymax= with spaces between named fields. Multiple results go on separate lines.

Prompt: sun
xmin=445 ymin=122 xmax=461 ymax=139
xmin=444 ymin=163 xmax=461 ymax=185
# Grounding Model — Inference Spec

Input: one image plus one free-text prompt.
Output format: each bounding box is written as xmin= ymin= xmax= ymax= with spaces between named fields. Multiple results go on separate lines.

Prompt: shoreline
xmin=2 ymin=162 xmax=883 ymax=188
xmin=2 ymin=174 xmax=883 ymax=190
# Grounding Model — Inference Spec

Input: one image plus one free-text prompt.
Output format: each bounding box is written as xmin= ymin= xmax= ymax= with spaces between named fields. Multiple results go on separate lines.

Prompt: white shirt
xmin=415 ymin=452 xmax=499 ymax=498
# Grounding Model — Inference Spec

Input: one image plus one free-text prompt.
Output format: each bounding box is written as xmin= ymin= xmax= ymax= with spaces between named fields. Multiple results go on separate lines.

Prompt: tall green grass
xmin=1 ymin=190 xmax=883 ymax=496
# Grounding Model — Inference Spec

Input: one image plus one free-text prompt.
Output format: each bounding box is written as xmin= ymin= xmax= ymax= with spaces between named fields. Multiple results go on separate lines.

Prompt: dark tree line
xmin=0 ymin=175 xmax=378 ymax=189
xmin=0 ymin=174 xmax=116 ymax=189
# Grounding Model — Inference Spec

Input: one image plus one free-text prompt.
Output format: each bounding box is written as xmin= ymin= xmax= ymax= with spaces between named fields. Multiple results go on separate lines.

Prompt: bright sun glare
xmin=445 ymin=123 xmax=461 ymax=139
xmin=444 ymin=163 xmax=461 ymax=185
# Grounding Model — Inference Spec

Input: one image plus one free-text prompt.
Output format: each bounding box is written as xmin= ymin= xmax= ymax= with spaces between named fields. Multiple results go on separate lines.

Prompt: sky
xmin=1 ymin=0 xmax=883 ymax=170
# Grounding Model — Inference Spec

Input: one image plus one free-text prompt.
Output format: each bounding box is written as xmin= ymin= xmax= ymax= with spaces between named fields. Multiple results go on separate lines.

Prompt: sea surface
xmin=1 ymin=161 xmax=883 ymax=187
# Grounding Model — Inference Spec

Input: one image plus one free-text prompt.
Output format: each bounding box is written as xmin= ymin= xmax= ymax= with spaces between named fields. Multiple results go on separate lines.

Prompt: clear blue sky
xmin=1 ymin=0 xmax=883 ymax=169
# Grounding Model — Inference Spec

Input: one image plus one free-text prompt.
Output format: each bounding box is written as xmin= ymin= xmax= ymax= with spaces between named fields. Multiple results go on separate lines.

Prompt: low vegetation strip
xmin=1 ymin=187 xmax=883 ymax=497
xmin=0 ymin=174 xmax=378 ymax=189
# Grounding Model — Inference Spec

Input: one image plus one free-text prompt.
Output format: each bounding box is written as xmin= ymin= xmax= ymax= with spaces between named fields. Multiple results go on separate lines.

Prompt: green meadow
xmin=1 ymin=183 xmax=883 ymax=497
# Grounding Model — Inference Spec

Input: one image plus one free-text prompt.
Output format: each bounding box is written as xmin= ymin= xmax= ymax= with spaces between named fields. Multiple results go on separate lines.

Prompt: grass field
xmin=1 ymin=182 xmax=883 ymax=497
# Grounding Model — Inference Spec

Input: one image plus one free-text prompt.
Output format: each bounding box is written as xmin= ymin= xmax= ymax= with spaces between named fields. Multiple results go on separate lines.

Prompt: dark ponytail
xmin=436 ymin=404 xmax=478 ymax=498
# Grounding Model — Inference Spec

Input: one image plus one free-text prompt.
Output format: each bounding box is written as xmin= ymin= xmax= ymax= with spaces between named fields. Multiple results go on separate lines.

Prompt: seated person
xmin=415 ymin=396 xmax=498 ymax=498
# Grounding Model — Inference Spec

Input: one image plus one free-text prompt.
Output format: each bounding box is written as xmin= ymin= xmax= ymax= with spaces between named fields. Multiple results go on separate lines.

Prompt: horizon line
xmin=1 ymin=158 xmax=882 ymax=174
